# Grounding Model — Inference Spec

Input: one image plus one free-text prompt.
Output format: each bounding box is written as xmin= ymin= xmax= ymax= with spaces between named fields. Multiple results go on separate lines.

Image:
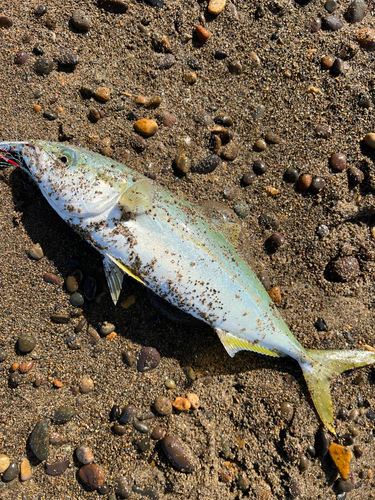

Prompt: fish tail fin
xmin=301 ymin=348 xmax=375 ymax=434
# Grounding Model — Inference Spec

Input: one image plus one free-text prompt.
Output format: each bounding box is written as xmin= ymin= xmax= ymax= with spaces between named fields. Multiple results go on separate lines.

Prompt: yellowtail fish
xmin=1 ymin=140 xmax=374 ymax=433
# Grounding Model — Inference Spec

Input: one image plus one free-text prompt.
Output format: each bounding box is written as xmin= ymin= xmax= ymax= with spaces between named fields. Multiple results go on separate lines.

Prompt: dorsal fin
xmin=118 ymin=179 xmax=152 ymax=215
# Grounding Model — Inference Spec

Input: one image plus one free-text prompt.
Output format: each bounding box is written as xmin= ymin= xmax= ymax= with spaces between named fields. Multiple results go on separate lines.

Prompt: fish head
xmin=0 ymin=141 xmax=125 ymax=219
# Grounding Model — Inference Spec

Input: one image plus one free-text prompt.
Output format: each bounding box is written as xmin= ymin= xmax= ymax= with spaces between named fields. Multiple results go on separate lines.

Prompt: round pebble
xmin=315 ymin=428 xmax=330 ymax=457
xmin=0 ymin=455 xmax=10 ymax=473
xmin=165 ymin=378 xmax=175 ymax=389
xmin=228 ymin=60 xmax=242 ymax=75
xmin=71 ymin=9 xmax=91 ymax=31
xmin=242 ymin=172 xmax=256 ymax=186
xmin=265 ymin=131 xmax=281 ymax=144
xmin=20 ymin=457 xmax=32 ymax=481
xmin=208 ymin=0 xmax=226 ymax=15
xmin=28 ymin=243 xmax=44 ymax=260
xmin=110 ymin=405 xmax=120 ymax=422
xmin=174 ymin=155 xmax=191 ymax=175
xmin=66 ymin=273 xmax=80 ymax=292
xmin=115 ymin=477 xmax=132 ymax=499
xmin=331 ymin=58 xmax=344 ymax=77
xmin=138 ymin=437 xmax=152 ymax=452
xmin=183 ymin=72 xmax=197 ymax=84
xmin=280 ymin=402 xmax=294 ymax=421
xmin=79 ymin=376 xmax=94 ymax=394
xmin=18 ymin=335 xmax=36 ymax=354
xmin=253 ymin=139 xmax=267 ymax=152
xmin=19 ymin=360 xmax=34 ymax=373
xmin=162 ymin=435 xmax=198 ymax=472
xmin=54 ymin=405 xmax=75 ymax=424
xmin=268 ymin=233 xmax=285 ymax=249
xmin=310 ymin=177 xmax=326 ymax=194
xmin=158 ymin=54 xmax=176 ymax=69
xmin=358 ymin=92 xmax=371 ymax=108
xmin=57 ymin=51 xmax=79 ymax=68
xmin=311 ymin=18 xmax=322 ymax=32
xmin=297 ymin=174 xmax=312 ymax=191
xmin=14 ymin=51 xmax=28 ymax=65
xmin=133 ymin=421 xmax=149 ymax=433
xmin=151 ymin=425 xmax=165 ymax=440
xmin=94 ymin=87 xmax=110 ymax=103
xmin=253 ymin=159 xmax=267 ymax=175
xmin=137 ymin=346 xmax=160 ymax=372
xmin=327 ymin=256 xmax=360 ymax=282
xmin=173 ymin=397 xmax=191 ymax=411
xmin=119 ymin=405 xmax=138 ymax=424
xmin=251 ymin=104 xmax=266 ymax=121
xmin=268 ymin=286 xmax=282 ymax=305
xmin=338 ymin=479 xmax=354 ymax=493
xmin=299 ymin=455 xmax=309 ymax=472
xmin=76 ymin=446 xmax=94 ymax=464
xmin=233 ymin=202 xmax=249 ymax=219
xmin=364 ymin=132 xmax=375 ymax=148
xmin=325 ymin=0 xmax=337 ymax=13
xmin=34 ymin=58 xmax=54 ymax=75
xmin=70 ymin=292 xmax=84 ymax=307
xmin=45 ymin=459 xmax=70 ymax=476
xmin=284 ymin=166 xmax=299 ymax=182
xmin=322 ymin=15 xmax=343 ymax=30
xmin=134 ymin=119 xmax=158 ymax=137
xmin=100 ymin=322 xmax=115 ymax=336
xmin=315 ymin=318 xmax=327 ymax=331
xmin=98 ymin=0 xmax=128 ymax=13
xmin=221 ymin=143 xmax=238 ymax=161
xmin=154 ymin=396 xmax=172 ymax=416
xmin=315 ymin=124 xmax=332 ymax=138
xmin=346 ymin=0 xmax=367 ymax=24
xmin=321 ymin=55 xmax=334 ymax=69
xmin=0 ymin=350 xmax=7 ymax=362
xmin=2 ymin=462 xmax=18 ymax=482
xmin=113 ymin=423 xmax=127 ymax=436
xmin=187 ymin=392 xmax=200 ymax=410
xmin=317 ymin=224 xmax=329 ymax=238
xmin=29 ymin=419 xmax=50 ymax=461
xmin=196 ymin=26 xmax=210 ymax=43
xmin=78 ymin=464 xmax=105 ymax=490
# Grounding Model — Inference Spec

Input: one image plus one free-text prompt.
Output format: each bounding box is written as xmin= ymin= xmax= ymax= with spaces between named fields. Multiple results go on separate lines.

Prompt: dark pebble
xmin=330 ymin=152 xmax=347 ymax=172
xmin=119 ymin=405 xmax=138 ymax=424
xmin=78 ymin=464 xmax=105 ymax=490
xmin=122 ymin=350 xmax=135 ymax=366
xmin=242 ymin=172 xmax=256 ymax=186
xmin=71 ymin=9 xmax=91 ymax=31
xmin=133 ymin=421 xmax=149 ymax=434
xmin=209 ymin=134 xmax=221 ymax=152
xmin=151 ymin=425 xmax=165 ymax=440
xmin=18 ymin=335 xmax=36 ymax=354
xmin=45 ymin=459 xmax=69 ymax=476
xmin=358 ymin=92 xmax=371 ymax=108
xmin=115 ymin=477 xmax=132 ymax=499
xmin=338 ymin=479 xmax=354 ymax=493
xmin=158 ymin=54 xmax=176 ymax=70
xmin=29 ymin=419 xmax=50 ymax=461
xmin=113 ymin=423 xmax=127 ymax=436
xmin=327 ymin=256 xmax=360 ymax=282
xmin=315 ymin=123 xmax=332 ymax=138
xmin=14 ymin=51 xmax=28 ymax=65
xmin=306 ymin=445 xmax=316 ymax=457
xmin=74 ymin=317 xmax=87 ymax=333
xmin=322 ymin=15 xmax=343 ymax=30
xmin=70 ymin=292 xmax=84 ymax=307
xmin=162 ymin=435 xmax=197 ymax=472
xmin=346 ymin=0 xmax=367 ymax=24
xmin=54 ymin=405 xmax=75 ymax=424
xmin=342 ymin=434 xmax=354 ymax=446
xmin=214 ymin=115 xmax=233 ymax=127
xmin=154 ymin=396 xmax=172 ymax=416
xmin=221 ymin=143 xmax=238 ymax=161
xmin=331 ymin=58 xmax=344 ymax=77
xmin=43 ymin=111 xmax=58 ymax=121
xmin=80 ymin=85 xmax=94 ymax=99
xmin=84 ymin=276 xmax=96 ymax=301
xmin=34 ymin=57 xmax=54 ymax=75
xmin=98 ymin=485 xmax=110 ymax=495
xmin=57 ymin=51 xmax=78 ymax=69
xmin=8 ymin=372 xmax=21 ymax=387
xmin=310 ymin=177 xmax=326 ymax=194
xmin=338 ymin=408 xmax=348 ymax=420
xmin=310 ymin=18 xmax=322 ymax=32
xmin=315 ymin=318 xmax=327 ymax=331
xmin=97 ymin=0 xmax=128 ymax=13
xmin=280 ymin=402 xmax=294 ymax=422
xmin=268 ymin=233 xmax=285 ymax=249
xmin=258 ymin=214 xmax=279 ymax=230
xmin=0 ymin=15 xmax=13 ymax=28
xmin=2 ymin=462 xmax=18 ymax=482
xmin=257 ymin=272 xmax=270 ymax=290
xmin=219 ymin=128 xmax=234 ymax=143
xmin=214 ymin=49 xmax=229 ymax=60
xmin=110 ymin=405 xmax=120 ymax=422
xmin=137 ymin=437 xmax=152 ymax=452
xmin=253 ymin=159 xmax=267 ymax=175
xmin=0 ymin=350 xmax=7 ymax=362
xmin=325 ymin=0 xmax=337 ymax=12
xmin=284 ymin=166 xmax=299 ymax=182
xmin=353 ymin=444 xmax=363 ymax=457
xmin=51 ymin=313 xmax=70 ymax=324
xmin=228 ymin=60 xmax=242 ymax=75
xmin=348 ymin=166 xmax=364 ymax=185
xmin=315 ymin=428 xmax=329 ymax=457
xmin=299 ymin=455 xmax=309 ymax=472
xmin=132 ymin=486 xmax=159 ymax=500
xmin=367 ymin=409 xmax=375 ymax=420
xmin=89 ymin=108 xmax=102 ymax=123
xmin=34 ymin=5 xmax=47 ymax=16
xmin=192 ymin=155 xmax=221 ymax=174
xmin=187 ymin=58 xmax=202 ymax=71
xmin=33 ymin=46 xmax=44 ymax=56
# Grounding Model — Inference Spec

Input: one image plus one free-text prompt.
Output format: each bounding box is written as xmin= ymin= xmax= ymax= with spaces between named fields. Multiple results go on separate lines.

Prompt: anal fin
xmin=104 ymin=253 xmax=144 ymax=304
xmin=215 ymin=328 xmax=280 ymax=358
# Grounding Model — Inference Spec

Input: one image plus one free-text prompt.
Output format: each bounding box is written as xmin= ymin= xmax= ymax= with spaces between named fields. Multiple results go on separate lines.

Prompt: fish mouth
xmin=0 ymin=141 xmax=34 ymax=169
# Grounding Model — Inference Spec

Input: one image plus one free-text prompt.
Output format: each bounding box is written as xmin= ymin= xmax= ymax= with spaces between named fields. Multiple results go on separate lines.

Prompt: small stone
xmin=214 ymin=49 xmax=229 ymax=60
xmin=325 ymin=0 xmax=337 ymax=13
xmin=338 ymin=479 xmax=354 ymax=492
xmin=322 ymin=15 xmax=343 ymax=30
xmin=34 ymin=57 xmax=54 ymax=75
xmin=174 ymin=155 xmax=191 ymax=175
xmin=284 ymin=166 xmax=299 ymax=182
xmin=253 ymin=139 xmax=267 ymax=152
xmin=310 ymin=177 xmax=326 ymax=194
xmin=348 ymin=166 xmax=364 ymax=184
xmin=356 ymin=28 xmax=375 ymax=51
xmin=331 ymin=58 xmax=344 ymax=76
xmin=78 ymin=464 xmax=105 ymax=490
xmin=156 ymin=111 xmax=177 ymax=128
xmin=299 ymin=455 xmax=309 ymax=472
xmin=33 ymin=104 xmax=42 ymax=113
xmin=258 ymin=215 xmax=279 ymax=231
xmin=151 ymin=425 xmax=165 ymax=440
xmin=45 ymin=459 xmax=69 ymax=476
xmin=19 ymin=457 xmax=32 ymax=481
xmin=43 ymin=111 xmax=58 ymax=121
xmin=137 ymin=346 xmax=161 ymax=372
xmin=311 ymin=18 xmax=322 ymax=32
xmin=228 ymin=61 xmax=242 ymax=75
xmin=329 ymin=443 xmax=352 ymax=479
xmin=297 ymin=174 xmax=312 ymax=191
xmin=2 ymin=462 xmax=18 ymax=482
xmin=358 ymin=92 xmax=371 ymax=108
xmin=0 ymin=15 xmax=13 ymax=28
xmin=98 ymin=0 xmax=128 ymax=13
xmin=79 ymin=377 xmax=94 ymax=394
xmin=19 ymin=360 xmax=34 ymax=373
xmin=280 ymin=402 xmax=294 ymax=422
xmin=54 ymin=405 xmax=75 ymax=424
xmin=118 ymin=405 xmax=138 ymax=424
xmin=268 ymin=233 xmax=285 ymax=249
xmin=8 ymin=372 xmax=21 ymax=387
xmin=29 ymin=419 xmax=50 ymax=461
xmin=51 ymin=313 xmax=70 ymax=324
xmin=0 ymin=350 xmax=7 ymax=362
xmin=242 ymin=172 xmax=256 ymax=186
xmin=28 ymin=243 xmax=44 ymax=260
xmin=321 ymin=55 xmax=334 ymax=69
xmin=214 ymin=115 xmax=233 ymax=127
xmin=158 ymin=54 xmax=175 ymax=69
xmin=80 ymin=85 xmax=94 ymax=99
xmin=115 ymin=477 xmax=132 ymax=499
xmin=183 ymin=72 xmax=197 ymax=84
xmin=133 ymin=421 xmax=149 ymax=433
xmin=268 ymin=286 xmax=281 ymax=305
xmin=187 ymin=392 xmax=199 ymax=409
xmin=100 ymin=322 xmax=115 ymax=336
xmin=76 ymin=446 xmax=94 ymax=464
xmin=11 ymin=362 xmax=19 ymax=372
xmin=173 ymin=397 xmax=191 ymax=411
xmin=0 ymin=455 xmax=10 ymax=473
xmin=346 ymin=0 xmax=367 ymax=24
xmin=130 ymin=134 xmax=146 ymax=152
xmin=70 ymin=292 xmax=84 ymax=307
xmin=163 ymin=435 xmax=198 ymax=472
xmin=327 ymin=256 xmax=360 ymax=282
xmin=113 ymin=423 xmax=127 ymax=436
xmin=233 ymin=202 xmax=249 ymax=219
xmin=353 ymin=445 xmax=363 ymax=457
xmin=364 ymin=132 xmax=375 ymax=148
xmin=53 ymin=379 xmax=64 ymax=388
xmin=265 ymin=131 xmax=281 ymax=144
xmin=253 ymin=159 xmax=267 ymax=175
xmin=315 ymin=318 xmax=327 ymax=331
xmin=94 ymin=87 xmax=110 ymax=103
xmin=15 ymin=51 xmax=28 ymax=65
xmin=43 ymin=272 xmax=61 ymax=285
xmin=154 ymin=396 xmax=172 ymax=416
xmin=71 ymin=9 xmax=91 ymax=31
xmin=134 ymin=119 xmax=158 ymax=137
xmin=110 ymin=405 xmax=120 ymax=422
xmin=145 ymin=96 xmax=162 ymax=109
xmin=315 ymin=124 xmax=332 ymax=138
xmin=137 ymin=437 xmax=152 ymax=452
xmin=57 ymin=51 xmax=79 ymax=69
xmin=66 ymin=273 xmax=80 ymax=292
xmin=18 ymin=335 xmax=36 ymax=354
xmin=193 ymin=154 xmax=221 ymax=174
xmin=165 ymin=378 xmax=175 ymax=389
xmin=196 ymin=26 xmax=210 ymax=43
xmin=221 ymin=143 xmax=238 ymax=161
xmin=315 ymin=428 xmax=330 ymax=457
xmin=208 ymin=0 xmax=226 ymax=15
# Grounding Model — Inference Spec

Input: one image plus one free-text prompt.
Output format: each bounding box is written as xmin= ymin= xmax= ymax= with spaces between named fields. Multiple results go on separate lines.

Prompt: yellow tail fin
xmin=302 ymin=349 xmax=375 ymax=434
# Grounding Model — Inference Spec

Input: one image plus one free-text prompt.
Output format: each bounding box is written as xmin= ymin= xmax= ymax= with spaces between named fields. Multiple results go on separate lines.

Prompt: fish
xmin=1 ymin=139 xmax=374 ymax=434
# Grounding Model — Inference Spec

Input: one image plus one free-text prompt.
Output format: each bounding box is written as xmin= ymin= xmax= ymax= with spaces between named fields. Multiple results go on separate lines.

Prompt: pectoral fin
xmin=215 ymin=328 xmax=280 ymax=358
xmin=104 ymin=253 xmax=145 ymax=304
xmin=119 ymin=179 xmax=152 ymax=215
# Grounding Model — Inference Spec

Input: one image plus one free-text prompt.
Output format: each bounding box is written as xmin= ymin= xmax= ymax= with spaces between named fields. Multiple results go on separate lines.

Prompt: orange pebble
xmin=172 ymin=397 xmax=191 ymax=411
xmin=187 ymin=392 xmax=200 ymax=410
xmin=10 ymin=362 xmax=19 ymax=372
xmin=105 ymin=332 xmax=117 ymax=340
xmin=196 ymin=25 xmax=210 ymax=43
xmin=268 ymin=286 xmax=282 ymax=305
xmin=329 ymin=443 xmax=352 ymax=480
xmin=33 ymin=104 xmax=42 ymax=113
xmin=53 ymin=379 xmax=63 ymax=388
xmin=19 ymin=361 xmax=34 ymax=373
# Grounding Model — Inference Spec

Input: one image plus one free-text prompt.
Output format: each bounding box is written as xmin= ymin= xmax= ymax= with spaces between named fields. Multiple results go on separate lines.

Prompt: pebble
xmin=43 ymin=272 xmax=61 ymax=285
xmin=71 ymin=9 xmax=91 ymax=31
xmin=57 ymin=51 xmax=79 ymax=69
xmin=329 ymin=443 xmax=352 ymax=479
xmin=94 ymin=87 xmax=110 ymax=103
xmin=315 ymin=124 xmax=332 ymax=138
xmin=98 ymin=0 xmax=128 ymax=13
xmin=253 ymin=159 xmax=267 ymax=175
xmin=173 ymin=397 xmax=191 ymax=411
xmin=0 ymin=14 xmax=13 ymax=28
xmin=251 ymin=104 xmax=266 ymax=121
xmin=119 ymin=405 xmax=138 ymax=424
xmin=154 ymin=396 xmax=172 ymax=416
xmin=297 ymin=173 xmax=312 ymax=191
xmin=18 ymin=335 xmax=36 ymax=354
xmin=214 ymin=49 xmax=229 ymax=60
xmin=299 ymin=455 xmax=309 ymax=472
xmin=265 ymin=131 xmax=281 ymax=144
xmin=321 ymin=55 xmax=334 ymax=69
xmin=353 ymin=445 xmax=363 ymax=457
xmin=162 ymin=435 xmax=197 ymax=472
xmin=221 ymin=143 xmax=238 ymax=161
xmin=2 ymin=462 xmax=18 ymax=482
xmin=113 ymin=423 xmax=127 ymax=436
xmin=310 ymin=177 xmax=326 ymax=194
xmin=133 ymin=421 xmax=149 ymax=433
xmin=329 ymin=153 xmax=347 ymax=172
xmin=14 ymin=51 xmax=28 ymax=65
xmin=28 ymin=243 xmax=44 ymax=260
xmin=100 ymin=322 xmax=115 ymax=336
xmin=134 ymin=119 xmax=158 ymax=137
xmin=284 ymin=166 xmax=299 ymax=182
xmin=328 ymin=256 xmax=360 ymax=282
xmin=338 ymin=479 xmax=354 ymax=493
xmin=165 ymin=378 xmax=175 ymax=389
xmin=196 ymin=26 xmax=210 ymax=43
xmin=322 ymin=15 xmax=343 ymax=30
xmin=228 ymin=61 xmax=242 ymax=75
xmin=364 ymin=132 xmax=375 ymax=148
xmin=151 ymin=425 xmax=165 ymax=440
xmin=8 ymin=372 xmax=21 ymax=387
xmin=311 ymin=18 xmax=322 ymax=32
xmin=331 ymin=58 xmax=344 ymax=77
xmin=317 ymin=224 xmax=329 ymax=238
xmin=187 ymin=392 xmax=200 ymax=410
xmin=76 ymin=446 xmax=94 ymax=464
xmin=183 ymin=72 xmax=197 ymax=85
xmin=280 ymin=402 xmax=294 ymax=422
xmin=0 ymin=455 xmax=10 ymax=473
xmin=45 ymin=459 xmax=69 ymax=476
xmin=208 ymin=0 xmax=226 ymax=15
xmin=358 ymin=92 xmax=371 ymax=108
xmin=158 ymin=54 xmax=176 ymax=69
xmin=51 ymin=313 xmax=70 ymax=323
xmin=70 ymin=292 xmax=84 ymax=307
xmin=268 ymin=233 xmax=285 ymax=249
xmin=268 ymin=286 xmax=282 ymax=305
xmin=137 ymin=437 xmax=152 ymax=452
xmin=110 ymin=405 xmax=120 ymax=422
xmin=54 ymin=405 xmax=75 ymax=424
xmin=315 ymin=428 xmax=330 ymax=457
xmin=253 ymin=139 xmax=267 ymax=152
xmin=20 ymin=457 xmax=32 ymax=481
xmin=34 ymin=58 xmax=54 ymax=75
xmin=233 ymin=202 xmax=249 ymax=219
xmin=193 ymin=154 xmax=221 ymax=174
xmin=80 ymin=377 xmax=94 ymax=394
xmin=315 ymin=318 xmax=327 ymax=331
xmin=156 ymin=111 xmax=177 ymax=128
xmin=325 ymin=0 xmax=337 ymax=13
xmin=66 ymin=273 xmax=80 ymax=292
xmin=43 ymin=111 xmax=58 ymax=121
xmin=29 ymin=419 xmax=50 ymax=461
xmin=115 ymin=477 xmax=132 ymax=499
xmin=78 ymin=464 xmax=105 ymax=490
xmin=242 ymin=172 xmax=256 ymax=186
xmin=346 ymin=0 xmax=367 ymax=24
xmin=356 ymin=28 xmax=375 ymax=50
xmin=0 ymin=350 xmax=7 ymax=362
xmin=19 ymin=360 xmax=34 ymax=373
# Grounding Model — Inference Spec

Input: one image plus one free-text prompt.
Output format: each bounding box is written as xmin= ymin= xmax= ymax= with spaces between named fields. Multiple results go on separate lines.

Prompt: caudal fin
xmin=301 ymin=349 xmax=375 ymax=434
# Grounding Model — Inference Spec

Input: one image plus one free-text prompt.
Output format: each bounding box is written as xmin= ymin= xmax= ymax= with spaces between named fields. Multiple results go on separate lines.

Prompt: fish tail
xmin=301 ymin=348 xmax=375 ymax=434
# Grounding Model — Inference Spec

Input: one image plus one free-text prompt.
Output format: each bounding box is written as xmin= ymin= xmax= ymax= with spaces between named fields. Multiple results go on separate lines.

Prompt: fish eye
xmin=57 ymin=149 xmax=77 ymax=165
xmin=60 ymin=155 xmax=68 ymax=163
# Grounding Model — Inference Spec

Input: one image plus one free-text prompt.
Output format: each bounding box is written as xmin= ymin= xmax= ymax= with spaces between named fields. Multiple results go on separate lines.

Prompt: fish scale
xmin=1 ymin=139 xmax=375 ymax=434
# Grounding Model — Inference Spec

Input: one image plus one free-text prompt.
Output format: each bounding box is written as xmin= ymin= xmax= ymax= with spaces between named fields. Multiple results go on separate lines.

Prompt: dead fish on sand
xmin=1 ymin=140 xmax=374 ymax=433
